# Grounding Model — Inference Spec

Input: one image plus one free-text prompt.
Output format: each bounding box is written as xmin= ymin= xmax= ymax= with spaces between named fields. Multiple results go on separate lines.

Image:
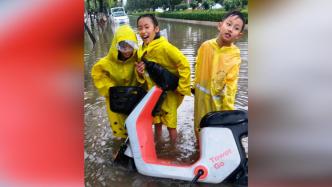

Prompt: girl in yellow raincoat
xmin=194 ymin=11 xmax=245 ymax=138
xmin=135 ymin=14 xmax=191 ymax=145
xmin=91 ymin=25 xmax=139 ymax=139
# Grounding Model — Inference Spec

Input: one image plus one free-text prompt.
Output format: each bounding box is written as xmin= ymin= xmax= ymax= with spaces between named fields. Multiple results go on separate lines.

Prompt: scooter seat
xmin=200 ymin=110 xmax=247 ymax=128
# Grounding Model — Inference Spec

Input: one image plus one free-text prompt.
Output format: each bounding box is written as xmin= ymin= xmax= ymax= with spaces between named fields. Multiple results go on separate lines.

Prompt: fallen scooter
xmin=111 ymin=59 xmax=248 ymax=184
xmin=113 ymin=85 xmax=248 ymax=184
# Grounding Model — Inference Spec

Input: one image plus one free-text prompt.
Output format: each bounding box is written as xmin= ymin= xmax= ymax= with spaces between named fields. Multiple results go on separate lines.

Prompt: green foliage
xmin=202 ymin=0 xmax=214 ymax=10
xmin=158 ymin=9 xmax=248 ymax=23
xmin=213 ymin=0 xmax=225 ymax=5
xmin=158 ymin=10 xmax=220 ymax=22
xmin=175 ymin=3 xmax=189 ymax=11
xmin=242 ymin=0 xmax=248 ymax=6
xmin=170 ymin=0 xmax=183 ymax=11
xmin=240 ymin=8 xmax=248 ymax=23
xmin=127 ymin=0 xmax=169 ymax=12
xmin=190 ymin=1 xmax=199 ymax=9
xmin=223 ymin=0 xmax=242 ymax=11
xmin=151 ymin=0 xmax=164 ymax=10
xmin=125 ymin=0 xmax=248 ymax=24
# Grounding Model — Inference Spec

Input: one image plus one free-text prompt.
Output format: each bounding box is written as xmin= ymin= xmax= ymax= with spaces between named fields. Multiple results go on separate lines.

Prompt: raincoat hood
xmin=106 ymin=25 xmax=138 ymax=62
xmin=91 ymin=25 xmax=140 ymax=138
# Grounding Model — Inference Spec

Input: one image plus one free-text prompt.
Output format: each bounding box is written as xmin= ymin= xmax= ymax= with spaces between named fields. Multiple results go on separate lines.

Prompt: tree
xmin=213 ymin=0 xmax=224 ymax=4
xmin=86 ymin=0 xmax=91 ymax=12
xmin=242 ymin=0 xmax=248 ymax=7
xmin=223 ymin=0 xmax=242 ymax=11
xmin=98 ymin=0 xmax=104 ymax=13
xmin=190 ymin=0 xmax=199 ymax=9
xmin=151 ymin=0 xmax=163 ymax=11
xmin=94 ymin=0 xmax=97 ymax=12
xmin=126 ymin=0 xmax=142 ymax=12
xmin=170 ymin=0 xmax=183 ymax=11
xmin=202 ymin=0 xmax=214 ymax=10
xmin=125 ymin=0 xmax=184 ymax=12
xmin=105 ymin=0 xmax=116 ymax=8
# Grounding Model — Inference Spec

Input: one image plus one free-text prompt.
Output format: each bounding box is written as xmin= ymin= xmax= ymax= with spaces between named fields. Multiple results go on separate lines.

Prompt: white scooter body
xmin=124 ymin=86 xmax=247 ymax=183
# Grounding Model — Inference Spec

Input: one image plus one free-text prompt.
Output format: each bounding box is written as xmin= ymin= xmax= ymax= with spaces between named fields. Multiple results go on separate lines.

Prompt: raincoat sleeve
xmin=91 ymin=59 xmax=114 ymax=97
xmin=221 ymin=61 xmax=241 ymax=110
xmin=168 ymin=46 xmax=191 ymax=96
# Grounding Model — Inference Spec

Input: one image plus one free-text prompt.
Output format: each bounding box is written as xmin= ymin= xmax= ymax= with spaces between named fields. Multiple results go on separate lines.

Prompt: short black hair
xmin=137 ymin=14 xmax=159 ymax=27
xmin=222 ymin=10 xmax=246 ymax=32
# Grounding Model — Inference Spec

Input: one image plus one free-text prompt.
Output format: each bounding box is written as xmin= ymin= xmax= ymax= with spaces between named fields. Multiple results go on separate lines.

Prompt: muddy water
xmin=84 ymin=16 xmax=248 ymax=187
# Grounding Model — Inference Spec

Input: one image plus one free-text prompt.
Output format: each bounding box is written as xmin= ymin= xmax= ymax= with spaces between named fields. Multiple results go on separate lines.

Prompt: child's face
xmin=120 ymin=50 xmax=133 ymax=59
xmin=218 ymin=15 xmax=244 ymax=44
xmin=118 ymin=42 xmax=134 ymax=59
xmin=137 ymin=17 xmax=160 ymax=45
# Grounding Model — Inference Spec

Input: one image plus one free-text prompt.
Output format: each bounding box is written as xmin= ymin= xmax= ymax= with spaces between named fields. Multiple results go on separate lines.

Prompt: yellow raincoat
xmin=137 ymin=36 xmax=191 ymax=128
xmin=194 ymin=39 xmax=241 ymax=130
xmin=91 ymin=25 xmax=139 ymax=138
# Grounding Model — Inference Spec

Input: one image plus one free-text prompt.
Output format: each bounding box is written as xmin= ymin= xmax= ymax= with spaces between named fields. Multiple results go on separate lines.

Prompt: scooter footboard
xmin=127 ymin=126 xmax=241 ymax=183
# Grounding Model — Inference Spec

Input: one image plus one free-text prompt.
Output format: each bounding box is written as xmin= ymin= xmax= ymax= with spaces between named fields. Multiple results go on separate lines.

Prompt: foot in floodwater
xmin=154 ymin=138 xmax=167 ymax=151
xmin=155 ymin=139 xmax=180 ymax=160
xmin=110 ymin=137 xmax=127 ymax=160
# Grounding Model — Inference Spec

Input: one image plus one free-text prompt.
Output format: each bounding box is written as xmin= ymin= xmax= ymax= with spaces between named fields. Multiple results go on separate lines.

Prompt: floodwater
xmin=84 ymin=16 xmax=248 ymax=187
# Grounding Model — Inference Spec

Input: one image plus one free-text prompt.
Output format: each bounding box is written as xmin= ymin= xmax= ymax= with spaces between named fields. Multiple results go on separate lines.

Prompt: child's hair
xmin=137 ymin=14 xmax=159 ymax=27
xmin=222 ymin=11 xmax=246 ymax=32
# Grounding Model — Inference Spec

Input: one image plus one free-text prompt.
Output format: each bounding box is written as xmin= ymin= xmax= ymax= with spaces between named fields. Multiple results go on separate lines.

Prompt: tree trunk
xmin=98 ymin=0 xmax=104 ymax=13
xmin=84 ymin=22 xmax=96 ymax=45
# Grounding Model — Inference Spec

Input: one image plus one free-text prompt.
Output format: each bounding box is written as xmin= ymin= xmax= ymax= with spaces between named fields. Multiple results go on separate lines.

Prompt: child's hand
xmin=191 ymin=87 xmax=195 ymax=95
xmin=135 ymin=61 xmax=145 ymax=76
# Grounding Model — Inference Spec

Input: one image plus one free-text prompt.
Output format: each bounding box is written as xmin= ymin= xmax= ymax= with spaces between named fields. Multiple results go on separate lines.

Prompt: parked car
xmin=110 ymin=7 xmax=129 ymax=25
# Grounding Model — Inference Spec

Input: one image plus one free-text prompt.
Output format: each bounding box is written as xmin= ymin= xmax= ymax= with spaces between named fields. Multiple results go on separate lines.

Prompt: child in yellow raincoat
xmin=135 ymin=14 xmax=191 ymax=145
xmin=194 ymin=11 xmax=246 ymax=138
xmin=91 ymin=25 xmax=139 ymax=139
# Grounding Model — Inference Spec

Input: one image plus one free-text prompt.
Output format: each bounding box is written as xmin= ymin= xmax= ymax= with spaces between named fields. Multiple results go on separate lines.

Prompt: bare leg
xmin=167 ymin=127 xmax=177 ymax=145
xmin=154 ymin=123 xmax=163 ymax=143
xmin=195 ymin=128 xmax=200 ymax=142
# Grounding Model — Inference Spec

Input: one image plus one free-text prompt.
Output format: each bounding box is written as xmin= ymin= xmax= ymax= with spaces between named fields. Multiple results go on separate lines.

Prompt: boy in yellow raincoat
xmin=135 ymin=14 xmax=191 ymax=145
xmin=194 ymin=11 xmax=245 ymax=138
xmin=91 ymin=25 xmax=139 ymax=139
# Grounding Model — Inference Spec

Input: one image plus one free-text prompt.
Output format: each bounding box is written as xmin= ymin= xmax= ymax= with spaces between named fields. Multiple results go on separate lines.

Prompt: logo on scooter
xmin=209 ymin=148 xmax=232 ymax=169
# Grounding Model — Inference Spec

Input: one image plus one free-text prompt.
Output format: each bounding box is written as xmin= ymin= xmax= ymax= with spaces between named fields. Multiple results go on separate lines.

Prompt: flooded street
xmin=84 ymin=16 xmax=248 ymax=187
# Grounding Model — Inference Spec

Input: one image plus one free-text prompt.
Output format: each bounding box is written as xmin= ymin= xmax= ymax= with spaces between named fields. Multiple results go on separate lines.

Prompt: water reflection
xmin=85 ymin=16 xmax=248 ymax=186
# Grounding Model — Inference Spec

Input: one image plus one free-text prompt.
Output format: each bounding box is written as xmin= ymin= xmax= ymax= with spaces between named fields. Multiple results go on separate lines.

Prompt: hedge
xmin=130 ymin=11 xmax=157 ymax=16
xmin=158 ymin=10 xmax=248 ymax=23
xmin=130 ymin=9 xmax=248 ymax=23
